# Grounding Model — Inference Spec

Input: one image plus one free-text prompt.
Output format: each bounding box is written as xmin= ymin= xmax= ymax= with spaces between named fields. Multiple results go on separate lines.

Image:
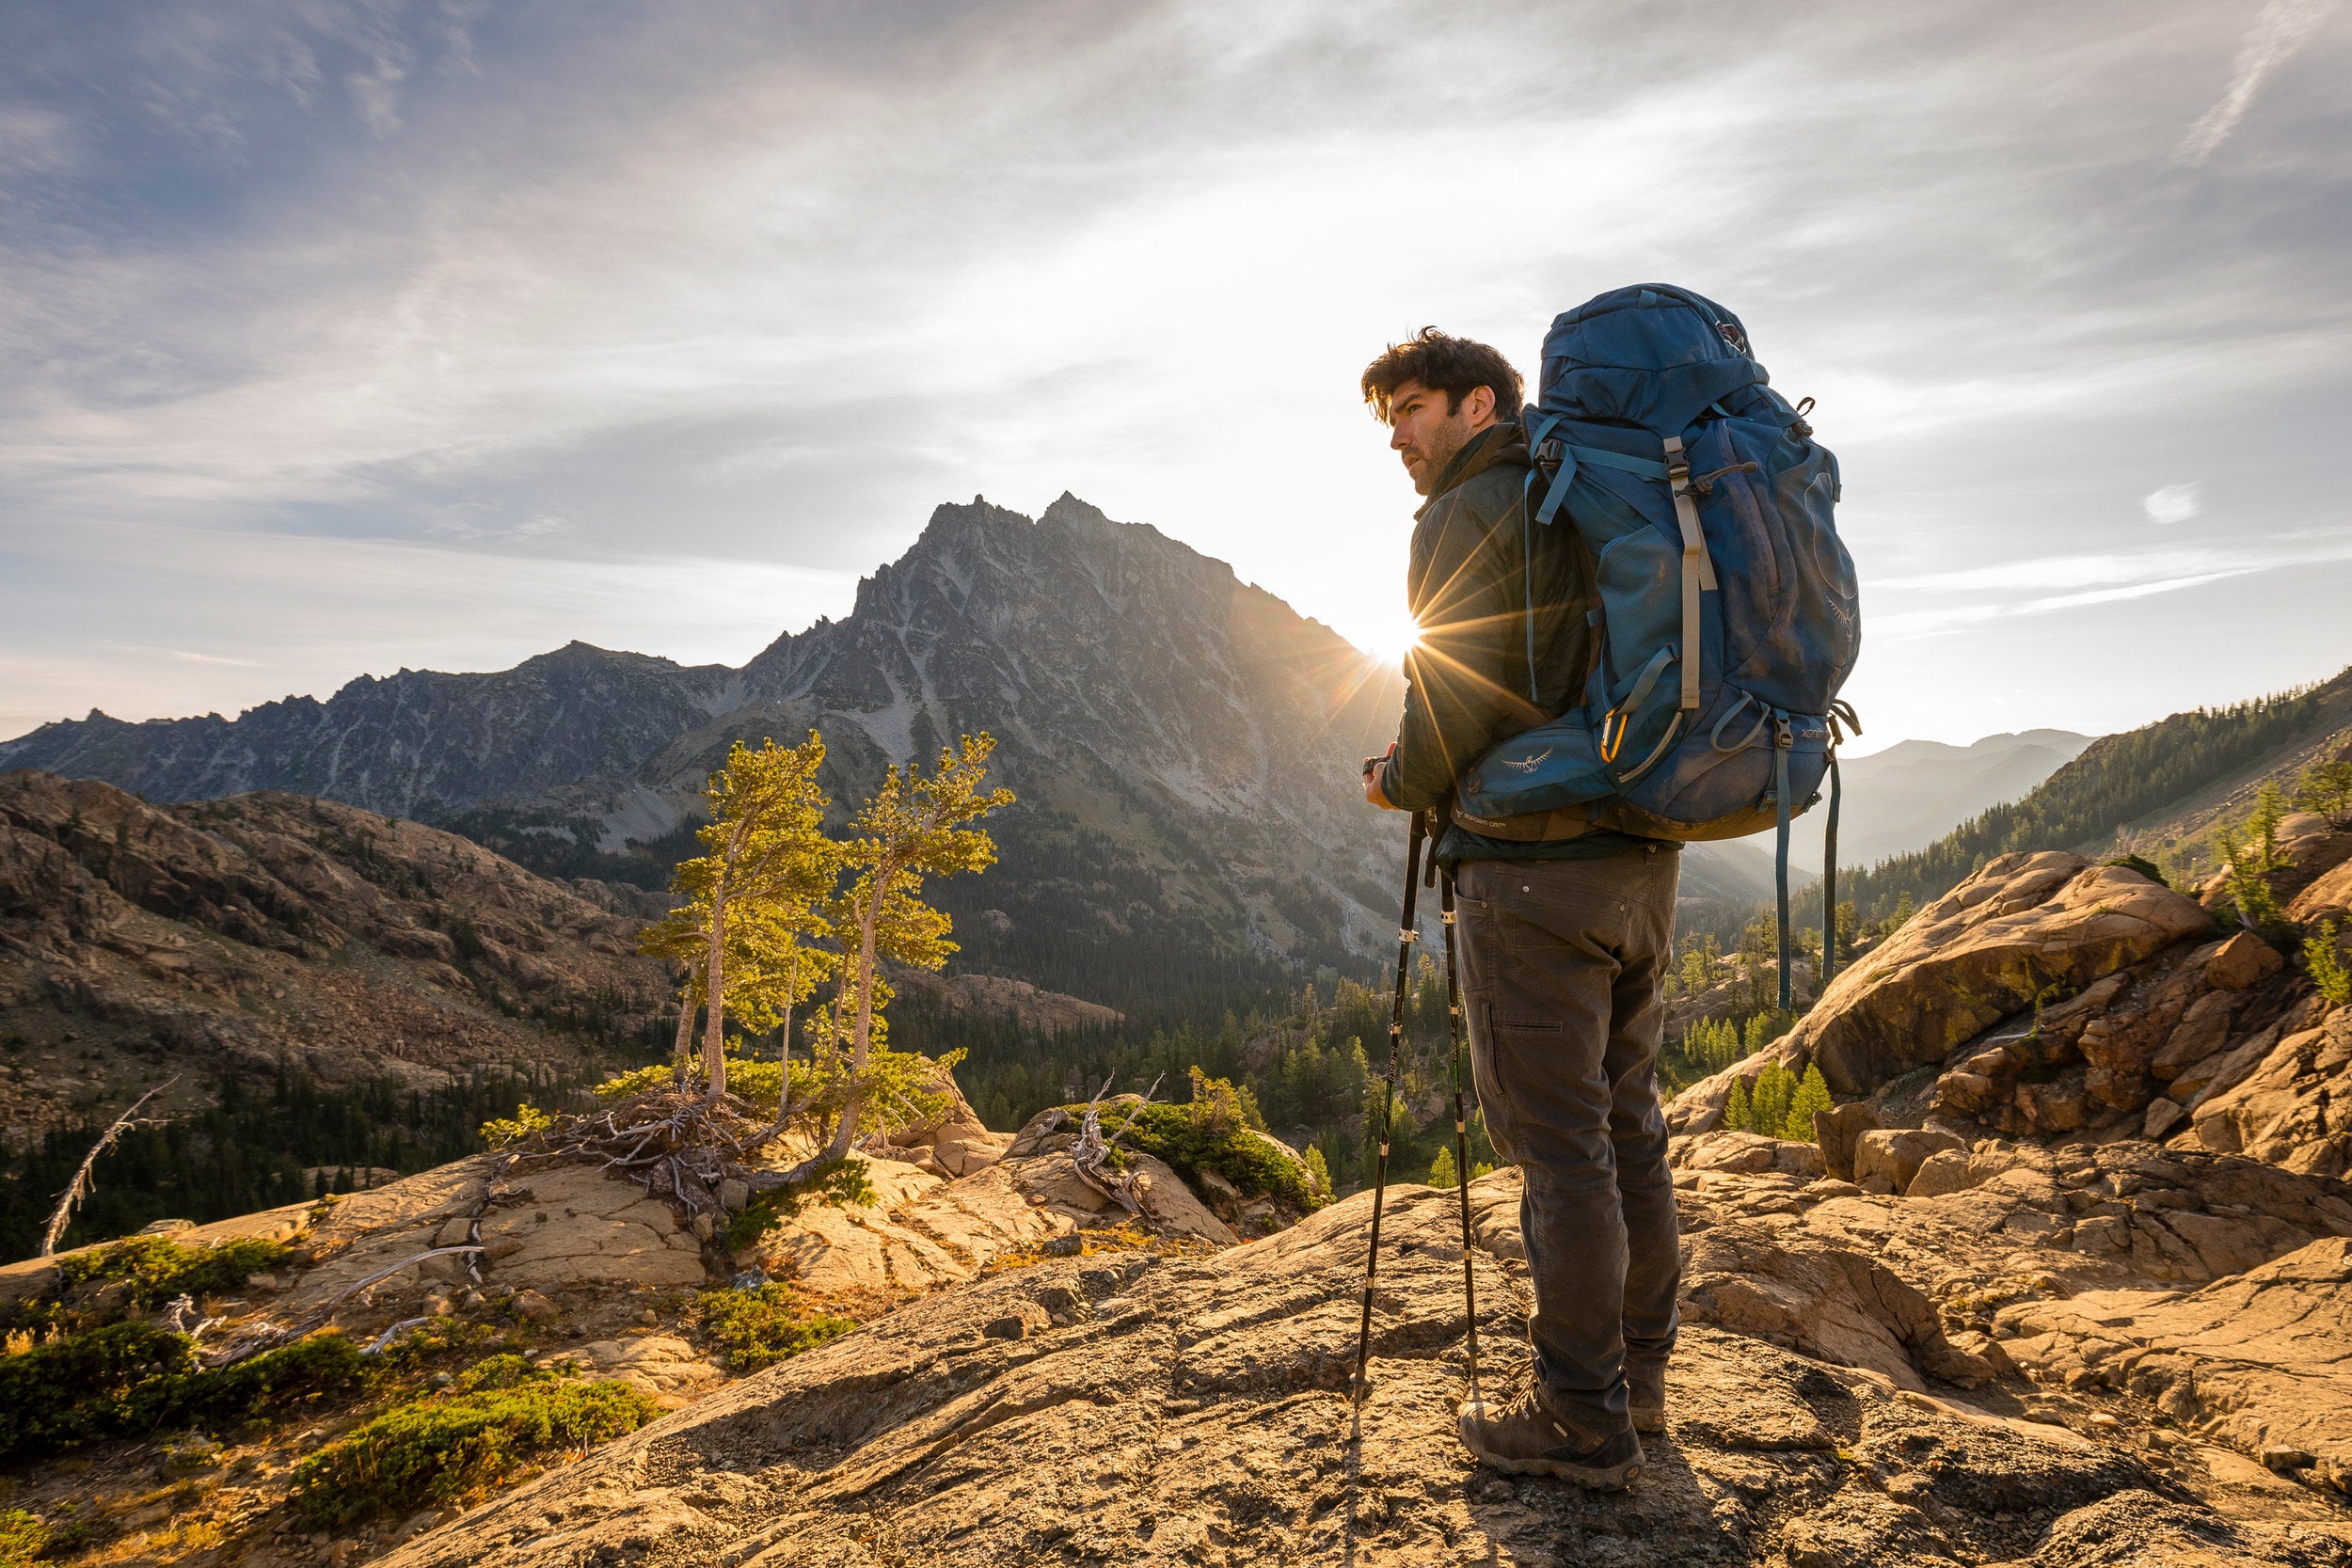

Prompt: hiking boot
xmin=1627 ymin=1361 xmax=1666 ymax=1433
xmin=1457 ymin=1387 xmax=1644 ymax=1489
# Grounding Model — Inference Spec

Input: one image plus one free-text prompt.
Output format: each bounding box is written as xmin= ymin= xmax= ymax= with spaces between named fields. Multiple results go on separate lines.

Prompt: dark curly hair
xmin=1360 ymin=327 xmax=1524 ymax=424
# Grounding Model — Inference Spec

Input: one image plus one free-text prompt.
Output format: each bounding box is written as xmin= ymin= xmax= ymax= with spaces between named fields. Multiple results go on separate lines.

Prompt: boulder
xmin=2193 ymin=1010 xmax=2352 ymax=1179
xmin=1853 ymin=1127 xmax=1965 ymax=1195
xmin=546 ymin=1334 xmax=726 ymax=1409
xmin=2287 ymin=858 xmax=2352 ymax=925
xmin=1676 ymin=1129 xmax=1827 ymax=1180
xmin=1814 ymin=1100 xmax=1881 ymax=1181
xmin=1668 ymin=854 xmax=2213 ymax=1130
xmin=2153 ymin=991 xmax=2240 ymax=1080
xmin=2204 ymin=932 xmax=2284 ymax=991
xmin=756 ymin=1161 xmax=1079 ymax=1307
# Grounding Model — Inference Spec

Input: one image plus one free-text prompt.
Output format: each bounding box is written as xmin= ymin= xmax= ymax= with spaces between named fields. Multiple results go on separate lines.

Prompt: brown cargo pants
xmin=1454 ymin=845 xmax=1682 ymax=1437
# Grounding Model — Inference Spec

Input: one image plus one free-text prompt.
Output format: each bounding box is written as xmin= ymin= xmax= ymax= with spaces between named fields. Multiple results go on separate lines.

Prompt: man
xmin=1359 ymin=328 xmax=1680 ymax=1491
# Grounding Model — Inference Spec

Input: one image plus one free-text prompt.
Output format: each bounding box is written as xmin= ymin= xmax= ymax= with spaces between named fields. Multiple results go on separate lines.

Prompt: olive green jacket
xmin=1377 ymin=421 xmax=1663 ymax=862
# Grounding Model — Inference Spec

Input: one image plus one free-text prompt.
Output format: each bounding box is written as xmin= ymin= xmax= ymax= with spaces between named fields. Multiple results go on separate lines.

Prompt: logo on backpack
xmin=1454 ymin=284 xmax=1862 ymax=1005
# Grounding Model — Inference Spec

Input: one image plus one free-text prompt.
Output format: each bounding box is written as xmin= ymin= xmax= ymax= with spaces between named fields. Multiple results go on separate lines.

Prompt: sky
xmin=3 ymin=0 xmax=2348 ymax=754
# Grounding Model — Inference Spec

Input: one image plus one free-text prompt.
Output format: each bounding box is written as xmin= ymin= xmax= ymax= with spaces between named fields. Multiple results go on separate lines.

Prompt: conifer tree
xmin=641 ymin=736 xmax=839 ymax=1106
xmin=1785 ymin=1064 xmax=1834 ymax=1142
xmin=1427 ymin=1145 xmax=1457 ymax=1189
xmin=819 ymin=735 xmax=1013 ymax=1162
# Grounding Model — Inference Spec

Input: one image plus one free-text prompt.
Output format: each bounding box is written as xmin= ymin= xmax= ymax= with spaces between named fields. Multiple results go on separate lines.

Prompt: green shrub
xmin=56 ymin=1234 xmax=293 ymax=1310
xmin=2102 ymin=853 xmax=2168 ymax=887
xmin=2309 ymin=920 xmax=2352 ymax=1006
xmin=1087 ymin=1095 xmax=1323 ymax=1212
xmin=290 ymin=1370 xmax=657 ymax=1526
xmin=0 ymin=1323 xmax=364 ymax=1462
xmin=693 ymin=1284 xmax=853 ymax=1374
xmin=478 ymin=1102 xmax=555 ymax=1148
xmin=0 ymin=1508 xmax=46 ymax=1568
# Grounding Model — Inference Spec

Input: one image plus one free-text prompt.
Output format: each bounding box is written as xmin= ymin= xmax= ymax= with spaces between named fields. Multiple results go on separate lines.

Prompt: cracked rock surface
xmin=376 ymin=1169 xmax=2352 ymax=1568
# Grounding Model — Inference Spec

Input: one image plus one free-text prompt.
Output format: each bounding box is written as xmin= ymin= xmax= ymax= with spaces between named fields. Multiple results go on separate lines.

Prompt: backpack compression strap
xmin=1661 ymin=436 xmax=1720 ymax=713
xmin=1521 ymin=422 xmax=1720 ymax=715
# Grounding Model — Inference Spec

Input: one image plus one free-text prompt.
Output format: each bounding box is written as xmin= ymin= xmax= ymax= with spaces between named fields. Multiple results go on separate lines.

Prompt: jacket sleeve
xmin=1381 ymin=479 xmax=1548 ymax=812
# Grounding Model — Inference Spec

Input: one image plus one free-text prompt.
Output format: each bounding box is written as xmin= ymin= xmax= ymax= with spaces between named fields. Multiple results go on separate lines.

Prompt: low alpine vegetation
xmin=0 ymin=1323 xmax=366 ymax=1463
xmin=1084 ymin=1069 xmax=1324 ymax=1213
xmin=55 ymin=1233 xmax=293 ymax=1309
xmin=692 ymin=1282 xmax=854 ymax=1373
xmin=289 ymin=1356 xmax=657 ymax=1527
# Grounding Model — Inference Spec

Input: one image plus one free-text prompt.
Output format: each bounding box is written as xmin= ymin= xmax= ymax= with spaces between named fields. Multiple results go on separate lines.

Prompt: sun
xmin=1357 ymin=608 xmax=1424 ymax=666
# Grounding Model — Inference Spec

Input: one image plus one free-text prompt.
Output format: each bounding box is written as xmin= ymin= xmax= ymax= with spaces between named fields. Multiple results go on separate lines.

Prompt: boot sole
xmin=1458 ymin=1419 xmax=1643 ymax=1490
xmin=1466 ymin=1445 xmax=1643 ymax=1489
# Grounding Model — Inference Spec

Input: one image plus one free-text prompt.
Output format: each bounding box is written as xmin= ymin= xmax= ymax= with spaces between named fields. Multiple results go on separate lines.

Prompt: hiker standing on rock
xmin=1359 ymin=328 xmax=1680 ymax=1490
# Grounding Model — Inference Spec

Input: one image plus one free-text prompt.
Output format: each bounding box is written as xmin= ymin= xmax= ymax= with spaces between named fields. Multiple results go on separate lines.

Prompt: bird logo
xmin=1501 ymin=748 xmax=1553 ymax=774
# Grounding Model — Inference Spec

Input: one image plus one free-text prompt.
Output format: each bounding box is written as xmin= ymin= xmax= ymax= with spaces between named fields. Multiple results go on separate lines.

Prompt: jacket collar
xmin=1414 ymin=419 xmax=1529 ymax=520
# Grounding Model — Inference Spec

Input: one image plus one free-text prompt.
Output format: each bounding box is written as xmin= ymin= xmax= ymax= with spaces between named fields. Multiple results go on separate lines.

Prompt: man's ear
xmin=1460 ymin=385 xmax=1496 ymax=427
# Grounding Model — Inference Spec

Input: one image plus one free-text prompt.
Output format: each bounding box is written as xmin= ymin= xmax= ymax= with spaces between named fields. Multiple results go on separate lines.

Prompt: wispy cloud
xmin=2142 ymin=483 xmax=2202 ymax=525
xmin=2175 ymin=0 xmax=2342 ymax=166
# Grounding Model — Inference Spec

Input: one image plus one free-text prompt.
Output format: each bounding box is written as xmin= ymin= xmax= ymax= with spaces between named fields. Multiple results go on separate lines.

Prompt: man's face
xmin=1388 ymin=378 xmax=1497 ymax=497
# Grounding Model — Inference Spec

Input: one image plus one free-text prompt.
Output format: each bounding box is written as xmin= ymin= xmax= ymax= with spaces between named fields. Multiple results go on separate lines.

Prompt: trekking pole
xmin=1351 ymin=807 xmax=1426 ymax=1408
xmin=1438 ymin=867 xmax=1483 ymax=1410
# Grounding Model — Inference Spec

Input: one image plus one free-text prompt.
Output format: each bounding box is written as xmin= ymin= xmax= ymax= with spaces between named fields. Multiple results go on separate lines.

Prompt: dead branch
xmin=40 ymin=1079 xmax=176 ymax=1257
xmin=1070 ymin=1073 xmax=1165 ymax=1215
xmin=207 ymin=1244 xmax=484 ymax=1367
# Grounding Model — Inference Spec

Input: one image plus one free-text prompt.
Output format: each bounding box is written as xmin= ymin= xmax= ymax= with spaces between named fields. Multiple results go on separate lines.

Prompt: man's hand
xmin=1361 ymin=744 xmax=1399 ymax=810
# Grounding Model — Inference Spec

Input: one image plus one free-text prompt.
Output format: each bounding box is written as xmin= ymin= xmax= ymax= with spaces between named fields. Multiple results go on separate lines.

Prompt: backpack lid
xmin=1537 ymin=284 xmax=1766 ymax=438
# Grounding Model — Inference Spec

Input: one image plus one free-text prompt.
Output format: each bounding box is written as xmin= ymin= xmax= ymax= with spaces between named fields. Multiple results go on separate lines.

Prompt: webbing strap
xmin=1567 ymin=444 xmax=1668 ymax=480
xmin=1821 ymin=751 xmax=1843 ymax=986
xmin=1773 ymin=721 xmax=1794 ymax=1014
xmin=1661 ymin=436 xmax=1719 ymax=712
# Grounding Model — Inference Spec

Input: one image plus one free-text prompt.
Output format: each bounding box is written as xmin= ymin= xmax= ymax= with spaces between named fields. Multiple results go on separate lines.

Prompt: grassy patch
xmin=55 ymin=1234 xmax=294 ymax=1310
xmin=692 ymin=1284 xmax=853 ymax=1374
xmin=289 ymin=1364 xmax=657 ymax=1527
xmin=0 ymin=1323 xmax=366 ymax=1463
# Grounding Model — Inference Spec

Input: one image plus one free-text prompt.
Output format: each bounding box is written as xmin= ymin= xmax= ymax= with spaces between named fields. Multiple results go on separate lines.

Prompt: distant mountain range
xmin=1784 ymin=729 xmax=2094 ymax=875
xmin=2 ymin=496 xmax=1419 ymax=1007
xmin=7 ymin=492 xmax=2134 ymax=990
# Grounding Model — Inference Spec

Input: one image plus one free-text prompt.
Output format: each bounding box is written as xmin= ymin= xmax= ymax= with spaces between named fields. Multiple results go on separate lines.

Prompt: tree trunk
xmin=702 ymin=879 xmax=730 ymax=1103
xmin=670 ymin=978 xmax=696 ymax=1085
xmin=822 ymin=868 xmax=892 ymax=1162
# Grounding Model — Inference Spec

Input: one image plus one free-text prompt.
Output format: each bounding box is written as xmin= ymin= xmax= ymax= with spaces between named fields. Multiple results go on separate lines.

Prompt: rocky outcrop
xmin=1996 ymin=1239 xmax=2352 ymax=1494
xmin=0 ymin=770 xmax=665 ymax=1145
xmin=2188 ymin=1006 xmax=2352 ymax=1178
xmin=1671 ymin=852 xmax=2215 ymax=1132
xmin=1668 ymin=845 xmax=2352 ymax=1187
xmin=370 ymin=1152 xmax=2352 ymax=1568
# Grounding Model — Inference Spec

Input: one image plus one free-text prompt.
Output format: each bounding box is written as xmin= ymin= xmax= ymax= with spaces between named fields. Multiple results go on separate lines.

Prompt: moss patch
xmin=1081 ymin=1101 xmax=1322 ymax=1213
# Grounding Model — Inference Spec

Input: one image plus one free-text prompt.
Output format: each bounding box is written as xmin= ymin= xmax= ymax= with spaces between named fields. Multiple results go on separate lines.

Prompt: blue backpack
xmin=1451 ymin=284 xmax=1861 ymax=1006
